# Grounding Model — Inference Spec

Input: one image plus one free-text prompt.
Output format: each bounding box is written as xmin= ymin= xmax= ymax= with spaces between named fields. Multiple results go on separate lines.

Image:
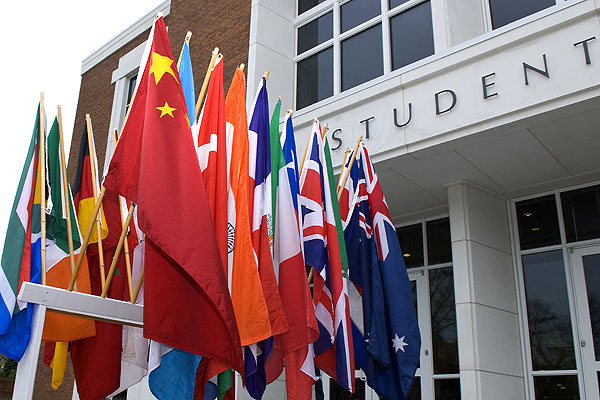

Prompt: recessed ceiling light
xmin=403 ymin=253 xmax=411 ymax=257
xmin=524 ymin=212 xmax=533 ymax=217
xmin=531 ymin=227 xmax=540 ymax=231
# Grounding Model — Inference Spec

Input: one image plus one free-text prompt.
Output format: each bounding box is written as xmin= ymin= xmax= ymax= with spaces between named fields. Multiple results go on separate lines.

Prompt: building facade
xmin=69 ymin=1 xmax=600 ymax=399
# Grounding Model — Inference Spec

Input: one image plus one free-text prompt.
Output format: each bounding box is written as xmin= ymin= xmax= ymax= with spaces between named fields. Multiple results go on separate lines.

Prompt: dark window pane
xmin=533 ymin=375 xmax=580 ymax=399
xmin=434 ymin=379 xmax=461 ymax=400
xmin=390 ymin=2 xmax=434 ymax=71
xmin=561 ymin=185 xmax=600 ymax=243
xmin=341 ymin=24 xmax=383 ymax=91
xmin=407 ymin=376 xmax=421 ymax=400
xmin=298 ymin=0 xmax=326 ymax=15
xmin=516 ymin=195 xmax=561 ymax=251
xmin=430 ymin=267 xmax=459 ymax=374
xmin=489 ymin=0 xmax=555 ymax=30
xmin=582 ymin=253 xmax=600 ymax=361
xmin=125 ymin=75 xmax=137 ymax=114
xmin=427 ymin=218 xmax=452 ymax=265
xmin=330 ymin=376 xmax=365 ymax=399
xmin=397 ymin=224 xmax=423 ymax=268
xmin=522 ymin=251 xmax=576 ymax=370
xmin=296 ymin=47 xmax=333 ymax=109
xmin=389 ymin=0 xmax=411 ymax=9
xmin=341 ymin=0 xmax=381 ymax=33
xmin=298 ymin=12 xmax=333 ymax=54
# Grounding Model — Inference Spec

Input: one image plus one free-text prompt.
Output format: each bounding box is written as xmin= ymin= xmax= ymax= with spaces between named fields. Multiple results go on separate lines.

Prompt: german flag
xmin=72 ymin=122 xmax=108 ymax=242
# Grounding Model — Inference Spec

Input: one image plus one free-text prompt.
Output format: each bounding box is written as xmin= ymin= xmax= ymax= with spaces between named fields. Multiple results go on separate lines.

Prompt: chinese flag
xmin=103 ymin=16 xmax=242 ymax=374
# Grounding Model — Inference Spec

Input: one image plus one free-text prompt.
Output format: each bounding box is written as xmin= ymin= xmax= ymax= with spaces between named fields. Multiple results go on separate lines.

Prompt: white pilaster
xmin=446 ymin=180 xmax=525 ymax=400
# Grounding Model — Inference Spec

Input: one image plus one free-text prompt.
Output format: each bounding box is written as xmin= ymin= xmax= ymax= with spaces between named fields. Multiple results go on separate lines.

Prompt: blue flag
xmin=340 ymin=144 xmax=420 ymax=399
xmin=178 ymin=37 xmax=196 ymax=123
xmin=148 ymin=343 xmax=219 ymax=400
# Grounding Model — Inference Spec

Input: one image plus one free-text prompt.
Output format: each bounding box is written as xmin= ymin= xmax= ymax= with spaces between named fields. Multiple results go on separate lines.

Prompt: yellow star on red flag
xmin=156 ymin=101 xmax=176 ymax=118
xmin=149 ymin=52 xmax=178 ymax=85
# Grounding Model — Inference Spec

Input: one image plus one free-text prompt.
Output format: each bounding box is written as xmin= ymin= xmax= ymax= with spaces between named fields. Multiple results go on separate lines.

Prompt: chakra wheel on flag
xmin=227 ymin=222 xmax=235 ymax=254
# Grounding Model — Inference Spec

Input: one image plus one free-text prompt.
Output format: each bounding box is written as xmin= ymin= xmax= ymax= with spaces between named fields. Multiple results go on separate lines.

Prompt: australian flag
xmin=340 ymin=144 xmax=420 ymax=399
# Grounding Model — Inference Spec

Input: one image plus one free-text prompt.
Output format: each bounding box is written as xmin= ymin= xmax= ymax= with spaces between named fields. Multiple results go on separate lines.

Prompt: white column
xmin=248 ymin=0 xmax=295 ymax=114
xmin=446 ymin=180 xmax=525 ymax=400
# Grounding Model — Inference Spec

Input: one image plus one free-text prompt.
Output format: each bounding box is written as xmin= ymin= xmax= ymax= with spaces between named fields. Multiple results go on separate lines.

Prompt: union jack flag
xmin=299 ymin=122 xmax=354 ymax=392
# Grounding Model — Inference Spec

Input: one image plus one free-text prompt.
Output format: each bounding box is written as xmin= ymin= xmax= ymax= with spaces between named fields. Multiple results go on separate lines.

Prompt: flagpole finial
xmin=186 ymin=31 xmax=192 ymax=40
xmin=286 ymin=109 xmax=293 ymax=116
xmin=278 ymin=96 xmax=282 ymax=101
xmin=239 ymin=63 xmax=245 ymax=72
xmin=263 ymin=70 xmax=270 ymax=81
xmin=323 ymin=122 xmax=329 ymax=134
xmin=212 ymin=47 xmax=219 ymax=55
xmin=155 ymin=11 xmax=164 ymax=19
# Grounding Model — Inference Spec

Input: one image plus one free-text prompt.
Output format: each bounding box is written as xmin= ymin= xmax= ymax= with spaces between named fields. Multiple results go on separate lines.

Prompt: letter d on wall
xmin=435 ymin=89 xmax=457 ymax=115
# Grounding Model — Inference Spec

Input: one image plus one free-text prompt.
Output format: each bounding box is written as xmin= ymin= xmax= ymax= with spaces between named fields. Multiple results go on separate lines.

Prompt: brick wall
xmin=67 ymin=0 xmax=252 ymax=180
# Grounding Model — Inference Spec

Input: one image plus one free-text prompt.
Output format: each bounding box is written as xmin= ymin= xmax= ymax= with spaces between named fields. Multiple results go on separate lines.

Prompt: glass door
xmin=570 ymin=246 xmax=600 ymax=398
xmin=407 ymin=271 xmax=434 ymax=400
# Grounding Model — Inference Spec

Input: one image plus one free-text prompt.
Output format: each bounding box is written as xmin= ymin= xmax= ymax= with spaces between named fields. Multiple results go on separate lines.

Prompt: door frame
xmin=569 ymin=244 xmax=600 ymax=398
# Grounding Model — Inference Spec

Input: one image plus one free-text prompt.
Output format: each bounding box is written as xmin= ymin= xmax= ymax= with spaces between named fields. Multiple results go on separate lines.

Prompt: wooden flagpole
xmin=131 ymin=234 xmax=145 ymax=304
xmin=176 ymin=31 xmax=192 ymax=70
xmin=195 ymin=47 xmax=219 ymax=120
xmin=57 ymin=106 xmax=77 ymax=290
xmin=299 ymin=119 xmax=319 ymax=175
xmin=101 ymin=203 xmax=136 ymax=298
xmin=67 ymin=187 xmax=106 ymax=291
xmin=321 ymin=122 xmax=328 ymax=139
xmin=337 ymin=136 xmax=362 ymax=201
xmin=39 ymin=93 xmax=47 ymax=286
xmin=336 ymin=147 xmax=351 ymax=196
xmin=112 ymin=130 xmax=135 ymax=300
xmin=85 ymin=114 xmax=106 ymax=291
xmin=132 ymin=263 xmax=144 ymax=304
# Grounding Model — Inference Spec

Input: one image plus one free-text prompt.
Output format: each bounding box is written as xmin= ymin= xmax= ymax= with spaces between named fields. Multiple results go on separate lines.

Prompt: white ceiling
xmin=378 ymin=101 xmax=600 ymax=223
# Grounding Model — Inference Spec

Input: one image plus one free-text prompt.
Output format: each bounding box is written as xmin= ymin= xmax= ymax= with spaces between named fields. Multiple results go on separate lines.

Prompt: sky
xmin=0 ymin=1 xmax=165 ymax=250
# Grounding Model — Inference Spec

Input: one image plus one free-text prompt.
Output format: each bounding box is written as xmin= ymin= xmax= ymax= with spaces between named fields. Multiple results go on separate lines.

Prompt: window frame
xmin=294 ymin=0 xmax=434 ymax=110
xmin=510 ymin=180 xmax=600 ymax=400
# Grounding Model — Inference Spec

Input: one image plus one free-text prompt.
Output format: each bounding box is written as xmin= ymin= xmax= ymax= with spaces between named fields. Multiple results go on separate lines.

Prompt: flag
xmin=72 ymin=121 xmax=108 ymax=244
xmin=70 ymin=243 xmax=128 ymax=400
xmin=267 ymin=107 xmax=319 ymax=399
xmin=43 ymin=117 xmax=96 ymax=342
xmin=103 ymin=13 xmax=242 ymax=380
xmin=193 ymin=54 xmax=243 ymax=400
xmin=196 ymin=55 xmax=228 ymax=269
xmin=299 ymin=122 xmax=354 ymax=392
xmin=342 ymin=144 xmax=420 ymax=399
xmin=177 ymin=35 xmax=195 ymax=123
xmin=245 ymin=77 xmax=287 ymax=399
xmin=42 ymin=117 xmax=96 ymax=389
xmin=106 ymin=132 xmax=148 ymax=398
xmin=226 ymin=66 xmax=271 ymax=347
xmin=0 ymin=106 xmax=43 ymax=361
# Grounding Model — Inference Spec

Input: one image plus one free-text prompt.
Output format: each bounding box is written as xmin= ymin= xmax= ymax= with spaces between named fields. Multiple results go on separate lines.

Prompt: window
xmin=488 ymin=0 xmax=556 ymax=30
xmin=513 ymin=183 xmax=600 ymax=399
xmin=296 ymin=0 xmax=435 ymax=109
xmin=396 ymin=217 xmax=460 ymax=399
